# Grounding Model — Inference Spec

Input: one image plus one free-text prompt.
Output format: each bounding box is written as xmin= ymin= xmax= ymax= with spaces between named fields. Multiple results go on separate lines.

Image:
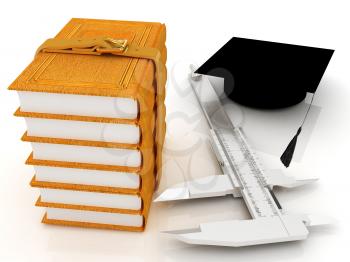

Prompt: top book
xmin=9 ymin=18 xmax=166 ymax=99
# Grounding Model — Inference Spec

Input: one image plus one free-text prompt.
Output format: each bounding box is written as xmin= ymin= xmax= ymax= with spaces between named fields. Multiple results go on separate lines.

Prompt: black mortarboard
xmin=196 ymin=37 xmax=334 ymax=167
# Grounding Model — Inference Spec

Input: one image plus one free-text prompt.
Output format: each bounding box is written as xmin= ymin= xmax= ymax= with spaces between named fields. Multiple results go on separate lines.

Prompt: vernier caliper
xmin=154 ymin=66 xmax=330 ymax=247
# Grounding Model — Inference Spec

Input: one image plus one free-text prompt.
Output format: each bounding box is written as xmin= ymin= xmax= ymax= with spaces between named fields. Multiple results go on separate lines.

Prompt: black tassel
xmin=280 ymin=127 xmax=302 ymax=167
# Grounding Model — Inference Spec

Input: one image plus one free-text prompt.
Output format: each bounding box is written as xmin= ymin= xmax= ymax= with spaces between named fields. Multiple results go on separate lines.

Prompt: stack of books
xmin=9 ymin=18 xmax=167 ymax=231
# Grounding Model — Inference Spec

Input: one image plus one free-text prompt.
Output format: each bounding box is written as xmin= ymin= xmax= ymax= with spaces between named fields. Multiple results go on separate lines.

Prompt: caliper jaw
xmin=161 ymin=213 xmax=331 ymax=247
xmin=154 ymin=171 xmax=317 ymax=202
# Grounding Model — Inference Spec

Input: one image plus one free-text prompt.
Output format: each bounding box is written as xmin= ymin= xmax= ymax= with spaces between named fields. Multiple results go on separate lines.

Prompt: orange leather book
xmin=8 ymin=18 xmax=167 ymax=231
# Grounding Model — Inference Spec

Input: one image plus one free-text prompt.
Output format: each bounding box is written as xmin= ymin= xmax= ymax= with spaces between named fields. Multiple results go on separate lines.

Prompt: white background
xmin=1 ymin=0 xmax=350 ymax=261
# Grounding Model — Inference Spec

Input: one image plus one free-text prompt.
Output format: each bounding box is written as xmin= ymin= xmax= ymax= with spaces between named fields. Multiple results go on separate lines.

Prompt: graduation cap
xmin=196 ymin=37 xmax=334 ymax=167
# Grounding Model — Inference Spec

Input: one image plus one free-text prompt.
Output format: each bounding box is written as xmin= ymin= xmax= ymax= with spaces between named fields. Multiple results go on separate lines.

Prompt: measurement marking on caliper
xmin=190 ymin=73 xmax=290 ymax=233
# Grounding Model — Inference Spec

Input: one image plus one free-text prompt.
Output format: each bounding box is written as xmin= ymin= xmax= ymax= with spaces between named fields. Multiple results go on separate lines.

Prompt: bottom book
xmin=43 ymin=207 xmax=144 ymax=231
